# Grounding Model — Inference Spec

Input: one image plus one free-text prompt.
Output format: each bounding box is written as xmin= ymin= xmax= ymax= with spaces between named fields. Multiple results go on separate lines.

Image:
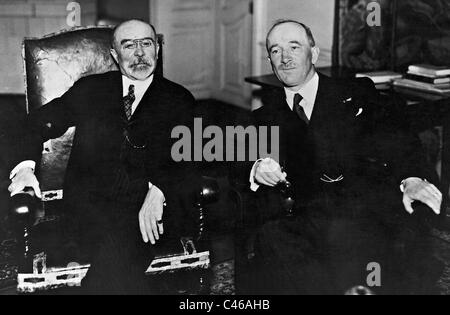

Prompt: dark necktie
xmin=293 ymin=93 xmax=309 ymax=125
xmin=124 ymin=84 xmax=135 ymax=120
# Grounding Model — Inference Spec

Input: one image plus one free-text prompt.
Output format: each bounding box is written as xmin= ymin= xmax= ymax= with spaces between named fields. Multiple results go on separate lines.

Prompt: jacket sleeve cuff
xmin=249 ymin=159 xmax=264 ymax=192
xmin=400 ymin=177 xmax=424 ymax=193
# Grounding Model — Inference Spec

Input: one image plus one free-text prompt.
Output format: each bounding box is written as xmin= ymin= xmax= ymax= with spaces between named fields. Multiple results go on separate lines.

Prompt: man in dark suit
xmin=246 ymin=20 xmax=443 ymax=294
xmin=7 ymin=20 xmax=199 ymax=294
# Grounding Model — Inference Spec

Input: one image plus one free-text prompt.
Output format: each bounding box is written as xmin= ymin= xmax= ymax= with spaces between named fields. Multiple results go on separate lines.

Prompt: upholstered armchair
xmin=9 ymin=26 xmax=218 ymax=294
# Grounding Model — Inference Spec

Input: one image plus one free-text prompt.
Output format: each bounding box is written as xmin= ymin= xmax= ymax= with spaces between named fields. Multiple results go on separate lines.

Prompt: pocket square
xmin=356 ymin=108 xmax=363 ymax=117
xmin=320 ymin=174 xmax=344 ymax=183
xmin=342 ymin=97 xmax=353 ymax=104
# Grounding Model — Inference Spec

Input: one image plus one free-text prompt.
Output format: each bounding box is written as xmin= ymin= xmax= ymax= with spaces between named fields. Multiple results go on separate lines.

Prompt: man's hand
xmin=402 ymin=177 xmax=442 ymax=215
xmin=139 ymin=185 xmax=165 ymax=245
xmin=8 ymin=167 xmax=42 ymax=199
xmin=254 ymin=158 xmax=287 ymax=187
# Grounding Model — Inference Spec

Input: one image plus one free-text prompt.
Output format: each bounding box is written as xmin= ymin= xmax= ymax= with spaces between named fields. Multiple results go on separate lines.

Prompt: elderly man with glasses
xmin=7 ymin=20 xmax=200 ymax=294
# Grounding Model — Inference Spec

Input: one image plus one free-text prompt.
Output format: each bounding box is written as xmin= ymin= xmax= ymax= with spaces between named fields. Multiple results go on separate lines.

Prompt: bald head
xmin=110 ymin=19 xmax=159 ymax=81
xmin=112 ymin=20 xmax=156 ymax=50
xmin=266 ymin=20 xmax=316 ymax=53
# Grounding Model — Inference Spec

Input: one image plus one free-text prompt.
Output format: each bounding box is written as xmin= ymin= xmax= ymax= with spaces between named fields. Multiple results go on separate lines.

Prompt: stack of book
xmin=355 ymin=71 xmax=403 ymax=89
xmin=393 ymin=64 xmax=450 ymax=95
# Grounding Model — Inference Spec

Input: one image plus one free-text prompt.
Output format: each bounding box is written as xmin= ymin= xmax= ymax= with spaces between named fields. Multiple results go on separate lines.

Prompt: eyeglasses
xmin=122 ymin=39 xmax=155 ymax=50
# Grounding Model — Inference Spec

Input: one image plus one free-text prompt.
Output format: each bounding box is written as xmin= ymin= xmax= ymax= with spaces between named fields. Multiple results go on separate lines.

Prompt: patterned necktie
xmin=293 ymin=93 xmax=309 ymax=125
xmin=124 ymin=84 xmax=135 ymax=120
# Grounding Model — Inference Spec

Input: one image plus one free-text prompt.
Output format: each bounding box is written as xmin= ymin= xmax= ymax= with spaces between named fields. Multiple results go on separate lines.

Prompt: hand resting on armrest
xmin=8 ymin=164 xmax=167 ymax=246
xmin=8 ymin=167 xmax=42 ymax=199
xmin=250 ymin=159 xmax=443 ymax=216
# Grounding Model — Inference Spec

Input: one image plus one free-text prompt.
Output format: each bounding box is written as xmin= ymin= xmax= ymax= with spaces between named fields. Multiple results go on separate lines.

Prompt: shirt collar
xmin=284 ymin=72 xmax=319 ymax=111
xmin=122 ymin=74 xmax=154 ymax=96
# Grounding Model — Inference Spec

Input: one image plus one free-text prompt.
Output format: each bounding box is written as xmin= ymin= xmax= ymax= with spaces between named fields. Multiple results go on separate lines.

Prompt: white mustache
xmin=131 ymin=63 xmax=150 ymax=67
xmin=131 ymin=60 xmax=151 ymax=68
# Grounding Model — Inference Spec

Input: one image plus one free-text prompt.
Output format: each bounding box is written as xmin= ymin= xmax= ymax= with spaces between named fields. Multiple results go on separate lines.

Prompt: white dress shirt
xmin=122 ymin=75 xmax=154 ymax=116
xmin=284 ymin=72 xmax=319 ymax=120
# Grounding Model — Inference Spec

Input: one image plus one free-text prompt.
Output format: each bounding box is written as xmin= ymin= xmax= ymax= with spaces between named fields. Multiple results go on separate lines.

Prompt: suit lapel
xmin=269 ymin=87 xmax=293 ymax=122
xmin=108 ymin=72 xmax=128 ymax=123
xmin=308 ymin=74 xmax=349 ymax=178
xmin=309 ymin=74 xmax=341 ymax=128
xmin=109 ymin=74 xmax=164 ymax=124
xmin=129 ymin=75 xmax=162 ymax=122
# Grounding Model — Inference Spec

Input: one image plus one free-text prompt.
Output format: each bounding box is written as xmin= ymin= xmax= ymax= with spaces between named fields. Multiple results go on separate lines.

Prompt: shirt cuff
xmin=10 ymin=161 xmax=36 ymax=180
xmin=400 ymin=177 xmax=424 ymax=193
xmin=249 ymin=159 xmax=265 ymax=192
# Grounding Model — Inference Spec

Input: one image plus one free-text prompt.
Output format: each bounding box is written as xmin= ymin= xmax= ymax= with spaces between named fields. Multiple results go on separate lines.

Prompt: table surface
xmin=245 ymin=67 xmax=450 ymax=103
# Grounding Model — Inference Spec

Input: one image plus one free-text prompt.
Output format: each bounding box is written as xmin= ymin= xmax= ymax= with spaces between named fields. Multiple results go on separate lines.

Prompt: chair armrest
xmin=9 ymin=189 xmax=38 ymax=273
xmin=195 ymin=176 xmax=219 ymax=241
xmin=228 ymin=181 xmax=260 ymax=230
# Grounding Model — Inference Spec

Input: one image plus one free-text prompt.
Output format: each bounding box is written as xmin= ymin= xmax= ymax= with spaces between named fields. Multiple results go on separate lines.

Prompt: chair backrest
xmin=22 ymin=26 xmax=163 ymax=197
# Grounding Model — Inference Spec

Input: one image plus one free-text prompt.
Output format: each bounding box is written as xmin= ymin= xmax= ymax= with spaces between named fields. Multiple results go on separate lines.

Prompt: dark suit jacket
xmin=12 ymin=71 xmax=200 ymax=246
xmin=252 ymin=73 xmax=436 ymax=224
xmin=243 ymin=73 xmax=441 ymax=295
